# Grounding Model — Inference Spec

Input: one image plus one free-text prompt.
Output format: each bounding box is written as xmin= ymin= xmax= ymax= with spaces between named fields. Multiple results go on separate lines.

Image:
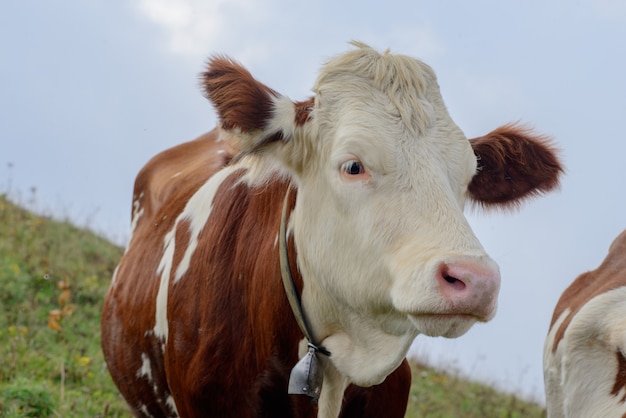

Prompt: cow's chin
xmin=408 ymin=314 xmax=480 ymax=338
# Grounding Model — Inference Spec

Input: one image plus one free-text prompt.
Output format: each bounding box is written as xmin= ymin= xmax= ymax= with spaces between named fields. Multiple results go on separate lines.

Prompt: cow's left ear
xmin=201 ymin=56 xmax=312 ymax=170
xmin=468 ymin=123 xmax=564 ymax=209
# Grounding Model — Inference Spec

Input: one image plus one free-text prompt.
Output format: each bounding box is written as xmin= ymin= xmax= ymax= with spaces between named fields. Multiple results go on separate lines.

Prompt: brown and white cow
xmin=102 ymin=42 xmax=563 ymax=417
xmin=544 ymin=230 xmax=626 ymax=417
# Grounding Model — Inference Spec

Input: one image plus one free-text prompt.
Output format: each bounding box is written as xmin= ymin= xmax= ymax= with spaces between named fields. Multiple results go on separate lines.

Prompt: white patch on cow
xmin=268 ymin=95 xmax=297 ymax=139
xmin=130 ymin=192 xmax=145 ymax=233
xmin=544 ymin=287 xmax=626 ymax=417
xmin=131 ymin=207 xmax=144 ymax=233
xmin=154 ymin=226 xmax=176 ymax=341
xmin=165 ymin=395 xmax=180 ymax=417
xmin=110 ymin=265 xmax=119 ymax=286
xmin=153 ymin=165 xmax=243 ymax=341
xmin=237 ymin=152 xmax=287 ymax=188
xmin=171 ymin=171 xmax=181 ymax=178
xmin=126 ymin=192 xmax=145 ymax=255
xmin=138 ymin=404 xmax=154 ymax=418
xmin=136 ymin=352 xmax=153 ymax=382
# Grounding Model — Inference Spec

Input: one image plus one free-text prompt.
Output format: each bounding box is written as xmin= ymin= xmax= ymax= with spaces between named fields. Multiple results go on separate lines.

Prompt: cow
xmin=101 ymin=42 xmax=563 ymax=418
xmin=544 ymin=229 xmax=626 ymax=417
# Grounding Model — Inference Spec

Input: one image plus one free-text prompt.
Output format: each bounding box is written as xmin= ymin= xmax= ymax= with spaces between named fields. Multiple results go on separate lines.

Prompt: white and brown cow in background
xmin=544 ymin=229 xmax=626 ymax=418
xmin=101 ymin=42 xmax=563 ymax=417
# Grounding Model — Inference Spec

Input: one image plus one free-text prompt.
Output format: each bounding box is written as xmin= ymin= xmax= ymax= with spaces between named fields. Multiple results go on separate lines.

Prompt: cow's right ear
xmin=467 ymin=123 xmax=564 ymax=209
xmin=201 ymin=56 xmax=312 ymax=172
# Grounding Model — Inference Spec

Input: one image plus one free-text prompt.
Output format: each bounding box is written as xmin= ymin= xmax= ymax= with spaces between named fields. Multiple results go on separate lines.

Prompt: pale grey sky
xmin=3 ymin=0 xmax=626 ymax=403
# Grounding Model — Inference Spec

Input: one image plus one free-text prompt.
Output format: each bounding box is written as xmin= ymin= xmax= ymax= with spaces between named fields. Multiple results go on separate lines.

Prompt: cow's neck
xmin=280 ymin=188 xmax=357 ymax=417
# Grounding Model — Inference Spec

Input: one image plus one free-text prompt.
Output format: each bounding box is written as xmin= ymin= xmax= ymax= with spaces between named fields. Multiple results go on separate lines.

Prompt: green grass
xmin=0 ymin=194 xmax=128 ymax=417
xmin=0 ymin=193 xmax=546 ymax=417
xmin=406 ymin=361 xmax=545 ymax=417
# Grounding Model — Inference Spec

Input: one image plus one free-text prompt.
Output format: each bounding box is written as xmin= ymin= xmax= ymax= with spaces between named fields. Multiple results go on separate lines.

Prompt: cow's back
xmin=101 ymin=129 xmax=411 ymax=417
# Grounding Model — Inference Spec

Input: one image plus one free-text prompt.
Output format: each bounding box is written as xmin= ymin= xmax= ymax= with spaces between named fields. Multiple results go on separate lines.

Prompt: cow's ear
xmin=468 ymin=123 xmax=564 ymax=209
xmin=201 ymin=56 xmax=311 ymax=165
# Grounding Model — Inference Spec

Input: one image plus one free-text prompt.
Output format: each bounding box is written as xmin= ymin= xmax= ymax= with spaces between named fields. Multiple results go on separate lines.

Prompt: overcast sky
xmin=3 ymin=0 xmax=626 ymax=404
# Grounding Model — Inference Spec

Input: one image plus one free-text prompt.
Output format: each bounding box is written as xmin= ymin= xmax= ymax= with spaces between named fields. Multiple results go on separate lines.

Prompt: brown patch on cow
xmin=612 ymin=351 xmax=626 ymax=402
xmin=468 ymin=123 xmax=563 ymax=209
xmin=202 ymin=56 xmax=279 ymax=133
xmin=295 ymin=97 xmax=314 ymax=126
xmin=171 ymin=218 xmax=191 ymax=279
xmin=551 ymin=230 xmax=626 ymax=353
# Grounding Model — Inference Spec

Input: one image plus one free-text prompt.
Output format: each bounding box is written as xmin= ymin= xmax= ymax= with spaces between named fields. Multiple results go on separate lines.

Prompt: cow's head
xmin=203 ymin=42 xmax=562 ymax=388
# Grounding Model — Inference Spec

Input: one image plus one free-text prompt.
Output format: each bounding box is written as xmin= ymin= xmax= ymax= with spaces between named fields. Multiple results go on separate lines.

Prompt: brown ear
xmin=201 ymin=56 xmax=279 ymax=133
xmin=201 ymin=57 xmax=314 ymax=153
xmin=468 ymin=123 xmax=564 ymax=209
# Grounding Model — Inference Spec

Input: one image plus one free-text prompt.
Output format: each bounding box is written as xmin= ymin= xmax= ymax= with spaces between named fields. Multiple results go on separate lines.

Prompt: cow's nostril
xmin=443 ymin=274 xmax=466 ymax=291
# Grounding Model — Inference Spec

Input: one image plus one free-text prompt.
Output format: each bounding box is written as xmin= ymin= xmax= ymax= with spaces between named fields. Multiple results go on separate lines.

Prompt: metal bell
xmin=288 ymin=346 xmax=324 ymax=401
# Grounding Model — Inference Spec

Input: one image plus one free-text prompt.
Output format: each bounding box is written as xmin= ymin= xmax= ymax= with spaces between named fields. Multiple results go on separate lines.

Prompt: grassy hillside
xmin=405 ymin=361 xmax=544 ymax=417
xmin=0 ymin=194 xmax=546 ymax=417
xmin=0 ymin=194 xmax=128 ymax=417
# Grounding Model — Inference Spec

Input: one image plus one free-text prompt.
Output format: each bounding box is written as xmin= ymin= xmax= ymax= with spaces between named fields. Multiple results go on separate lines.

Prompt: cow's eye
xmin=341 ymin=160 xmax=364 ymax=175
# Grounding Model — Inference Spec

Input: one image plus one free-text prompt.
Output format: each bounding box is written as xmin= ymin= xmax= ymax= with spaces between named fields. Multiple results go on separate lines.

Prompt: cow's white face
xmin=203 ymin=42 xmax=562 ymax=394
xmin=286 ymin=48 xmax=500 ymax=385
